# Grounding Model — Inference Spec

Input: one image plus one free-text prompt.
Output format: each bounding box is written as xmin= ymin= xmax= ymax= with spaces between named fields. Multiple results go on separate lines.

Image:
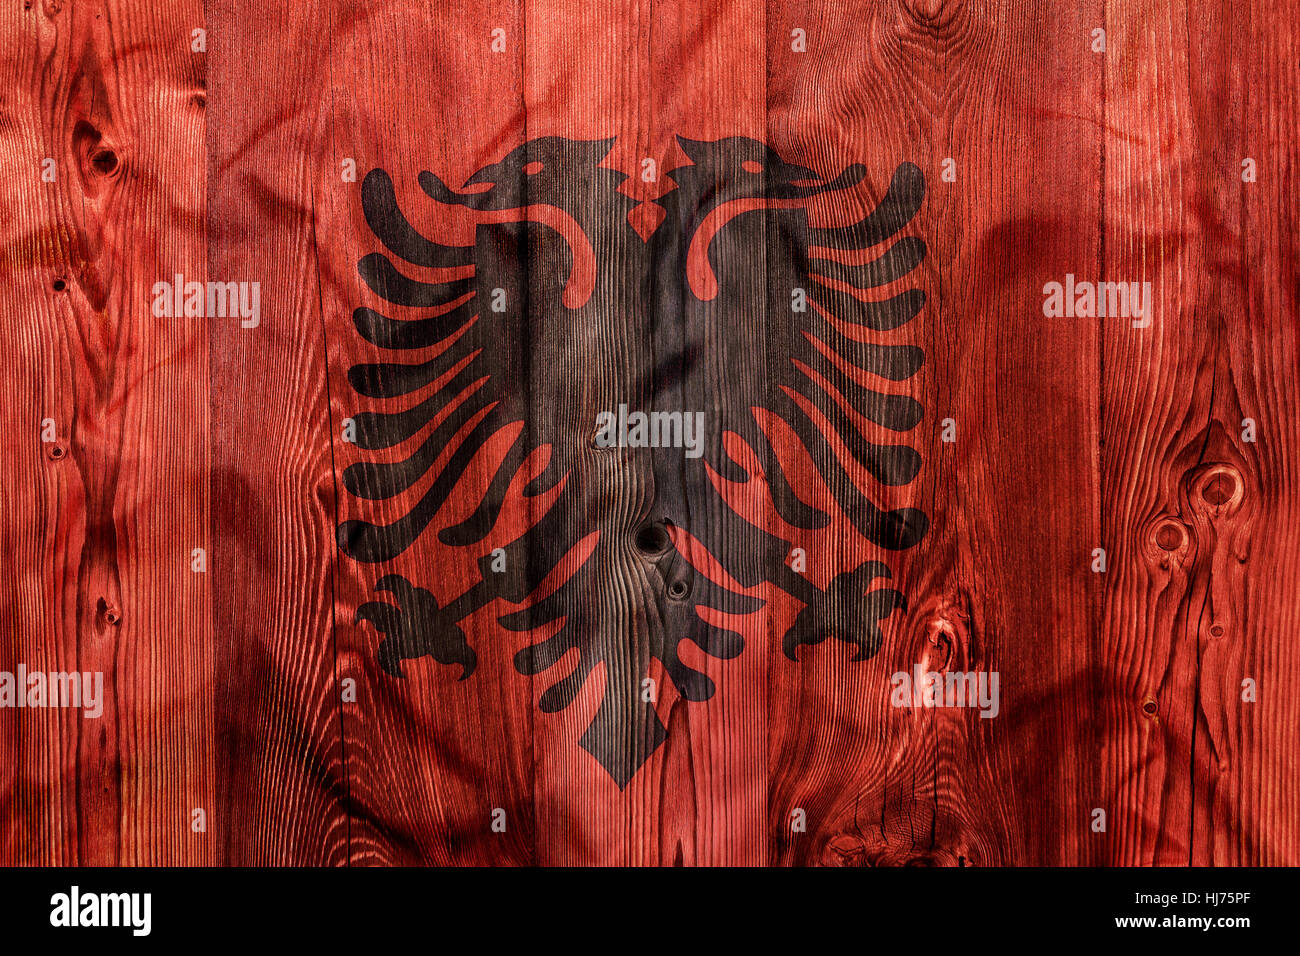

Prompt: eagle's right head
xmin=667 ymin=135 xmax=866 ymax=207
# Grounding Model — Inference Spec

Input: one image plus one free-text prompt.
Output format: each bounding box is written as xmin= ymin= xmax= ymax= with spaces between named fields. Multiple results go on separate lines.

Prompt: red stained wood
xmin=0 ymin=0 xmax=1295 ymax=866
xmin=0 ymin=0 xmax=211 ymax=864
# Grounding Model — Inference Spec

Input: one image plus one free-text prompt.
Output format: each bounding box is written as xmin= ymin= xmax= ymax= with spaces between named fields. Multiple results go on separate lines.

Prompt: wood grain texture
xmin=207 ymin=0 xmax=346 ymax=865
xmin=0 ymin=0 xmax=211 ymax=864
xmin=320 ymin=0 xmax=538 ymax=866
xmin=1099 ymin=0 xmax=1300 ymax=865
xmin=0 ymin=0 xmax=1295 ymax=866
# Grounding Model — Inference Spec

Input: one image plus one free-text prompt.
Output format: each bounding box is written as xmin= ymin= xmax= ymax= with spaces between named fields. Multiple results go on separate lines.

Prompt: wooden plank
xmin=764 ymin=1 xmax=1104 ymax=866
xmin=207 ymin=0 xmax=346 ymax=865
xmin=0 ymin=0 xmax=212 ymax=863
xmin=1101 ymin=0 xmax=1300 ymax=865
xmin=515 ymin=0 xmax=773 ymax=867
xmin=1237 ymin=2 xmax=1300 ymax=867
xmin=319 ymin=0 xmax=539 ymax=865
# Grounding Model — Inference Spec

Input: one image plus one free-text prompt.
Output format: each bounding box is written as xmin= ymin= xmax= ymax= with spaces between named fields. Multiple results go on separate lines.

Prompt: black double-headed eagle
xmin=340 ymin=137 xmax=928 ymax=786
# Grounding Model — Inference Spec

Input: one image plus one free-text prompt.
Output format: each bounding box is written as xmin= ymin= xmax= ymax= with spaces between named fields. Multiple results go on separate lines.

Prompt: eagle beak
xmin=786 ymin=163 xmax=818 ymax=183
xmin=782 ymin=162 xmax=865 ymax=198
xmin=419 ymin=164 xmax=503 ymax=209
xmin=462 ymin=164 xmax=499 ymax=188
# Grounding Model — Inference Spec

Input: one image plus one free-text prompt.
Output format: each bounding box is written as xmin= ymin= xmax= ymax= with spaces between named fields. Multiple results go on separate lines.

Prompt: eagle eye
xmin=524 ymin=161 xmax=543 ymax=175
xmin=742 ymin=160 xmax=763 ymax=174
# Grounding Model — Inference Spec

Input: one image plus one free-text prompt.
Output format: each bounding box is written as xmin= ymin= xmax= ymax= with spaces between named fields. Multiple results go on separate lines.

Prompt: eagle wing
xmin=669 ymin=153 xmax=930 ymax=663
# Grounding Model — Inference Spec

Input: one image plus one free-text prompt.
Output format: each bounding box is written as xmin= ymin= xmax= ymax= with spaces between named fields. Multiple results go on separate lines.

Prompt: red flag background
xmin=0 ymin=0 xmax=1296 ymax=866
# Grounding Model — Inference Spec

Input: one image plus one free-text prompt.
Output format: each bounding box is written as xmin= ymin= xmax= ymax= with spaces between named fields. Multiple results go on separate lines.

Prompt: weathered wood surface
xmin=0 ymin=0 xmax=211 ymax=864
xmin=0 ymin=0 xmax=1295 ymax=865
